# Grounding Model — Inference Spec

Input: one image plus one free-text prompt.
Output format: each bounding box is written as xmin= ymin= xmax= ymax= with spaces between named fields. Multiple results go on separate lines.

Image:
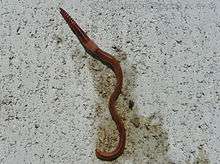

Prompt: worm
xmin=59 ymin=8 xmax=126 ymax=161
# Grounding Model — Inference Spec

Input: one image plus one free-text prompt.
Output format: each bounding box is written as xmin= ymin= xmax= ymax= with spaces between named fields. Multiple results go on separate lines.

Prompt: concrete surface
xmin=0 ymin=0 xmax=220 ymax=163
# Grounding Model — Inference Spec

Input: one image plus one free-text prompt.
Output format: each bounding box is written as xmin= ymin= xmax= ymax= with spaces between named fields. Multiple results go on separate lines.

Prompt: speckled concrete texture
xmin=0 ymin=0 xmax=220 ymax=163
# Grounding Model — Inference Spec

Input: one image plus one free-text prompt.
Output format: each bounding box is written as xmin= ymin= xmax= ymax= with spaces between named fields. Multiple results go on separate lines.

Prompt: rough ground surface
xmin=0 ymin=0 xmax=220 ymax=163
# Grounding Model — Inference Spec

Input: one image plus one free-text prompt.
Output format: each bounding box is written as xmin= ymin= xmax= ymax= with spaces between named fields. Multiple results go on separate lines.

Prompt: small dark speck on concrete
xmin=112 ymin=45 xmax=121 ymax=52
xmin=112 ymin=45 xmax=117 ymax=49
xmin=62 ymin=57 xmax=66 ymax=65
xmin=129 ymin=100 xmax=134 ymax=109
xmin=9 ymin=56 xmax=14 ymax=60
xmin=35 ymin=124 xmax=40 ymax=129
xmin=176 ymin=40 xmax=182 ymax=44
xmin=56 ymin=37 xmax=62 ymax=44
xmin=17 ymin=26 xmax=20 ymax=35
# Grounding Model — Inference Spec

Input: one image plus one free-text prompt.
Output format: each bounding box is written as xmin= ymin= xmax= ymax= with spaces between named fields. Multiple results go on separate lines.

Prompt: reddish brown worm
xmin=59 ymin=8 xmax=126 ymax=161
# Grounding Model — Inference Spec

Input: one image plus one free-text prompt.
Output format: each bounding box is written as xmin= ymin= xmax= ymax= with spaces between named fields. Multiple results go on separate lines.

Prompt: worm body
xmin=60 ymin=8 xmax=126 ymax=161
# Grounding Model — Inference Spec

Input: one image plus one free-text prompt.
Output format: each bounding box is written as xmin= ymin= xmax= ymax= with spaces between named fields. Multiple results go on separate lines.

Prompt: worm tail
xmin=96 ymin=64 xmax=126 ymax=161
xmin=60 ymin=8 xmax=90 ymax=46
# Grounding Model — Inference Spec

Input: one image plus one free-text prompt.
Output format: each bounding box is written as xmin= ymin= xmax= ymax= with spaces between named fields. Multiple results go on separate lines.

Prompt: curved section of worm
xmin=60 ymin=8 xmax=126 ymax=161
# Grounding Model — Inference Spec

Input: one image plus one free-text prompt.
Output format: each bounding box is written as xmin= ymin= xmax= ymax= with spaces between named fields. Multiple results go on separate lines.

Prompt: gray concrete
xmin=0 ymin=0 xmax=220 ymax=163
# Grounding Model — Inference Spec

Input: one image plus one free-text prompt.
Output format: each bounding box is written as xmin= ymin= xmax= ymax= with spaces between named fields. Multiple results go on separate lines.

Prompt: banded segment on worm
xmin=60 ymin=8 xmax=126 ymax=161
